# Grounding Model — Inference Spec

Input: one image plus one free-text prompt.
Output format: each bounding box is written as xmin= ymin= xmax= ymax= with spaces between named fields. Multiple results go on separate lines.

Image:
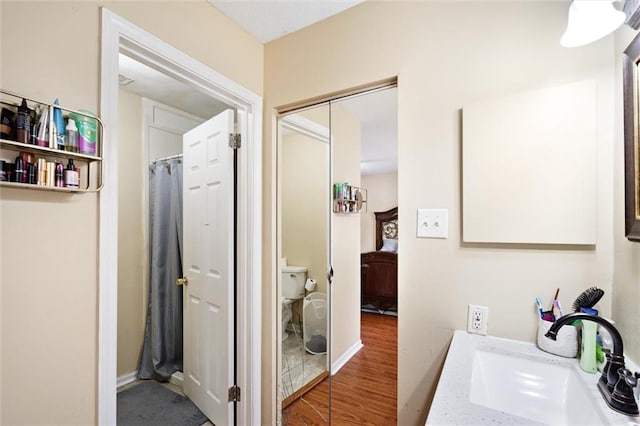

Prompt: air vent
xmin=118 ymin=74 xmax=135 ymax=87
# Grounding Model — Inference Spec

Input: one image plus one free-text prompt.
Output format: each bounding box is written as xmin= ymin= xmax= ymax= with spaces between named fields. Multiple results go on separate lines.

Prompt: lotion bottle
xmin=579 ymin=307 xmax=598 ymax=373
xmin=65 ymin=118 xmax=78 ymax=152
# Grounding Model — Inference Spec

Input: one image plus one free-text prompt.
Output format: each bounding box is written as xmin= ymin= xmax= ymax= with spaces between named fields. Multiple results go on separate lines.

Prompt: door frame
xmin=99 ymin=9 xmax=262 ymax=426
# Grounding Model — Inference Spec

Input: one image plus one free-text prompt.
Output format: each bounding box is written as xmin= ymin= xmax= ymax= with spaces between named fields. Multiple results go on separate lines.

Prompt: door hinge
xmin=228 ymin=385 xmax=241 ymax=402
xmin=229 ymin=133 xmax=241 ymax=149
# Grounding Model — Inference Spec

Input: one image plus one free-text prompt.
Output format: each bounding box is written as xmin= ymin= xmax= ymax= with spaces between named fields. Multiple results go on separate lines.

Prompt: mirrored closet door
xmin=277 ymin=104 xmax=331 ymax=425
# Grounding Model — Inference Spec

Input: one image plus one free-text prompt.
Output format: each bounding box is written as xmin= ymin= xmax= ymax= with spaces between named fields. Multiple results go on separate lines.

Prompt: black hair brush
xmin=571 ymin=286 xmax=604 ymax=312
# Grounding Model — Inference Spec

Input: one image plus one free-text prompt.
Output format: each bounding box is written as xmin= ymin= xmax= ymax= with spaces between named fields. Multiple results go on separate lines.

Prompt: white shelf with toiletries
xmin=333 ymin=183 xmax=367 ymax=214
xmin=0 ymin=90 xmax=103 ymax=193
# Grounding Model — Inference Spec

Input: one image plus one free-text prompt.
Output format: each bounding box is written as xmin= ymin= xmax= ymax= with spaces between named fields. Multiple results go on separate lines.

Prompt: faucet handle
xmin=610 ymin=368 xmax=640 ymax=415
xmin=620 ymin=369 xmax=638 ymax=388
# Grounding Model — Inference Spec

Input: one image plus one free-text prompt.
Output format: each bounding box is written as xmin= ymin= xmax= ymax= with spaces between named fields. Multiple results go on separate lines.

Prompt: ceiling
xmin=208 ymin=0 xmax=364 ymax=43
xmin=119 ymin=1 xmax=397 ymax=176
xmin=282 ymin=88 xmax=398 ymax=175
xmin=118 ymin=53 xmax=231 ymax=118
xmin=340 ymin=88 xmax=398 ymax=176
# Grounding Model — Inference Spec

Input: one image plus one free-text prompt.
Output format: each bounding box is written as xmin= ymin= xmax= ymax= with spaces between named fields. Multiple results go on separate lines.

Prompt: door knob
xmin=176 ymin=277 xmax=189 ymax=286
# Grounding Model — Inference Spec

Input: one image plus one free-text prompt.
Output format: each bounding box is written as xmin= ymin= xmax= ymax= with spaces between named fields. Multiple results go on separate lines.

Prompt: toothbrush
xmin=535 ymin=297 xmax=544 ymax=318
xmin=550 ymin=288 xmax=560 ymax=310
xmin=553 ymin=299 xmax=564 ymax=318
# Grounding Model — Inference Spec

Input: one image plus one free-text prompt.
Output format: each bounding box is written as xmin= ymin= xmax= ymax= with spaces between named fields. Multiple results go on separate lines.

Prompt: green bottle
xmin=579 ymin=308 xmax=598 ymax=374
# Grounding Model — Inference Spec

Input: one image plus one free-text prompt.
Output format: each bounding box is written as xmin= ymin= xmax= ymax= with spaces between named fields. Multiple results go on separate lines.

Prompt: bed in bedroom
xmin=361 ymin=206 xmax=398 ymax=314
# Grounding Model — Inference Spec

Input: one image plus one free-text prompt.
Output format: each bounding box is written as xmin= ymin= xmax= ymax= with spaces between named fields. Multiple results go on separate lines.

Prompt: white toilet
xmin=281 ymin=263 xmax=307 ymax=341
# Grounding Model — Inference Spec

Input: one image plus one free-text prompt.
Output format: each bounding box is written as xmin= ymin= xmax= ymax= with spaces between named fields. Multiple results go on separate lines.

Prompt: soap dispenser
xmin=579 ymin=307 xmax=598 ymax=373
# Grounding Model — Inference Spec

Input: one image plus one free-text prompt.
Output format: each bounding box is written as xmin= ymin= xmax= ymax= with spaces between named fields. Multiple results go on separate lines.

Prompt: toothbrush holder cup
xmin=537 ymin=317 xmax=578 ymax=358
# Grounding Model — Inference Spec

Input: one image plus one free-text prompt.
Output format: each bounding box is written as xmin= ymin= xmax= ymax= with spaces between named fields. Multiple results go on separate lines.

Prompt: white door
xmin=183 ymin=109 xmax=236 ymax=425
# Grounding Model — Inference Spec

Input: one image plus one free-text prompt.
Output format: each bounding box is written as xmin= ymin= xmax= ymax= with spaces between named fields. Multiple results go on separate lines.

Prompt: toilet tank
xmin=281 ymin=265 xmax=307 ymax=300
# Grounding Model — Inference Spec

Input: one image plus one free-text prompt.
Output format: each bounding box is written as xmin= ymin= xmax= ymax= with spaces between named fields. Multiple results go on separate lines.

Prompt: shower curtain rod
xmin=151 ymin=153 xmax=183 ymax=163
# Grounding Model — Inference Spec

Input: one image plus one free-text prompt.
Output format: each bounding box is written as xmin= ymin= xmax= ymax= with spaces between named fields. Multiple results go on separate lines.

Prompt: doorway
xmin=100 ymin=9 xmax=262 ymax=426
xmin=116 ymin=52 xmax=237 ymax=423
xmin=116 ymin=61 xmax=216 ymax=385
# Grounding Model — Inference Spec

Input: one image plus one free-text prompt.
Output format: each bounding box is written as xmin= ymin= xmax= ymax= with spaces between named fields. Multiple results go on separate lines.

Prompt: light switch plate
xmin=417 ymin=209 xmax=448 ymax=238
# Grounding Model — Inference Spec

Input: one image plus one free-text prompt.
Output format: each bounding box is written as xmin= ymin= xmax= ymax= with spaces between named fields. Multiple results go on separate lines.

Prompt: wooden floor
xmin=282 ymin=312 xmax=398 ymax=425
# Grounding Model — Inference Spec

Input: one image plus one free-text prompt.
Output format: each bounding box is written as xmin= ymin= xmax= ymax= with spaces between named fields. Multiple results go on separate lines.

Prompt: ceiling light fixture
xmin=560 ymin=0 xmax=626 ymax=47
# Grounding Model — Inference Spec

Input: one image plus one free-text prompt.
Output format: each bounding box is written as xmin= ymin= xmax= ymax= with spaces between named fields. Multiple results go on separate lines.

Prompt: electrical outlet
xmin=467 ymin=304 xmax=489 ymax=335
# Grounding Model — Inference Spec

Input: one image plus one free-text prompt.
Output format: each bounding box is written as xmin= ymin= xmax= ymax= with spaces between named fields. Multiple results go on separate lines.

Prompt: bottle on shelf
xmin=0 ymin=107 xmax=15 ymax=139
xmin=14 ymin=155 xmax=25 ymax=183
xmin=65 ymin=118 xmax=78 ymax=153
xmin=55 ymin=162 xmax=64 ymax=188
xmin=64 ymin=159 xmax=79 ymax=189
xmin=15 ymin=99 xmax=32 ymax=144
xmin=35 ymin=106 xmax=49 ymax=147
xmin=53 ymin=99 xmax=66 ymax=151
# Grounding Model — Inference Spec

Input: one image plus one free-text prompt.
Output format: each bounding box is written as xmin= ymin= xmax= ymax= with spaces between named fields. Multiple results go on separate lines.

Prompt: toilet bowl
xmin=281 ymin=263 xmax=307 ymax=341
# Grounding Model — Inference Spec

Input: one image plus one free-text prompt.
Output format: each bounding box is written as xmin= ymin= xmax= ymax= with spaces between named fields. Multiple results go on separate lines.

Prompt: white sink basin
xmin=426 ymin=331 xmax=638 ymax=426
xmin=470 ymin=348 xmax=604 ymax=425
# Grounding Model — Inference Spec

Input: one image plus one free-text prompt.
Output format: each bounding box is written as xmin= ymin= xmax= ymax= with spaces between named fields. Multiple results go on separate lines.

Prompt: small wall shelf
xmin=333 ymin=183 xmax=367 ymax=214
xmin=0 ymin=90 xmax=103 ymax=193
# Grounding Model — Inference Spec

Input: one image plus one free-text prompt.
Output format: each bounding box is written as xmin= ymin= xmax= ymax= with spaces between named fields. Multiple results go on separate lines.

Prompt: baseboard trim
xmin=117 ymin=370 xmax=184 ymax=389
xmin=117 ymin=371 xmax=138 ymax=389
xmin=331 ymin=340 xmax=363 ymax=375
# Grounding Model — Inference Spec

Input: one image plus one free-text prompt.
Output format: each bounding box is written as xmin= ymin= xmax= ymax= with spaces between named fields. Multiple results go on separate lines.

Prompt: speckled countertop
xmin=426 ymin=330 xmax=640 ymax=426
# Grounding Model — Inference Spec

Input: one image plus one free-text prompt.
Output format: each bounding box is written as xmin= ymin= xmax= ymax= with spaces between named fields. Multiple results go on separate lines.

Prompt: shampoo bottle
xmin=15 ymin=99 xmax=32 ymax=143
xmin=53 ymin=99 xmax=65 ymax=151
xmin=579 ymin=307 xmax=598 ymax=373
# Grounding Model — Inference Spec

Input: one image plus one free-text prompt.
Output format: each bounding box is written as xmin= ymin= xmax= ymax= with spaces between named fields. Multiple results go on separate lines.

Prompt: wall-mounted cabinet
xmin=333 ymin=182 xmax=366 ymax=213
xmin=462 ymin=80 xmax=597 ymax=245
xmin=0 ymin=90 xmax=103 ymax=193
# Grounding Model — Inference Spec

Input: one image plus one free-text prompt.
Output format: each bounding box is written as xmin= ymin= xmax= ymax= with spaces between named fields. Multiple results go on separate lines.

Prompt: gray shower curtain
xmin=138 ymin=157 xmax=184 ymax=381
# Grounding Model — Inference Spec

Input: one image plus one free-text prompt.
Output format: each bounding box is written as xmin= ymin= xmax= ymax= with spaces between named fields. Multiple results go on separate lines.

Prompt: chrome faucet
xmin=545 ymin=313 xmax=639 ymax=416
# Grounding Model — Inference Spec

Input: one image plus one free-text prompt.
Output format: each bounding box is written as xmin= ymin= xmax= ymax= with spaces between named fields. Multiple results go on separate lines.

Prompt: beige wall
xmin=281 ymin=132 xmax=329 ymax=294
xmin=329 ymin=103 xmax=362 ymax=363
xmin=264 ymin=2 xmax=615 ymax=424
xmin=281 ymin=131 xmax=328 ymax=335
xmin=0 ymin=2 xmax=263 ymax=424
xmin=117 ymin=89 xmax=145 ymax=376
xmin=361 ymin=172 xmax=398 ymax=252
xmin=613 ymin=26 xmax=640 ymax=364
